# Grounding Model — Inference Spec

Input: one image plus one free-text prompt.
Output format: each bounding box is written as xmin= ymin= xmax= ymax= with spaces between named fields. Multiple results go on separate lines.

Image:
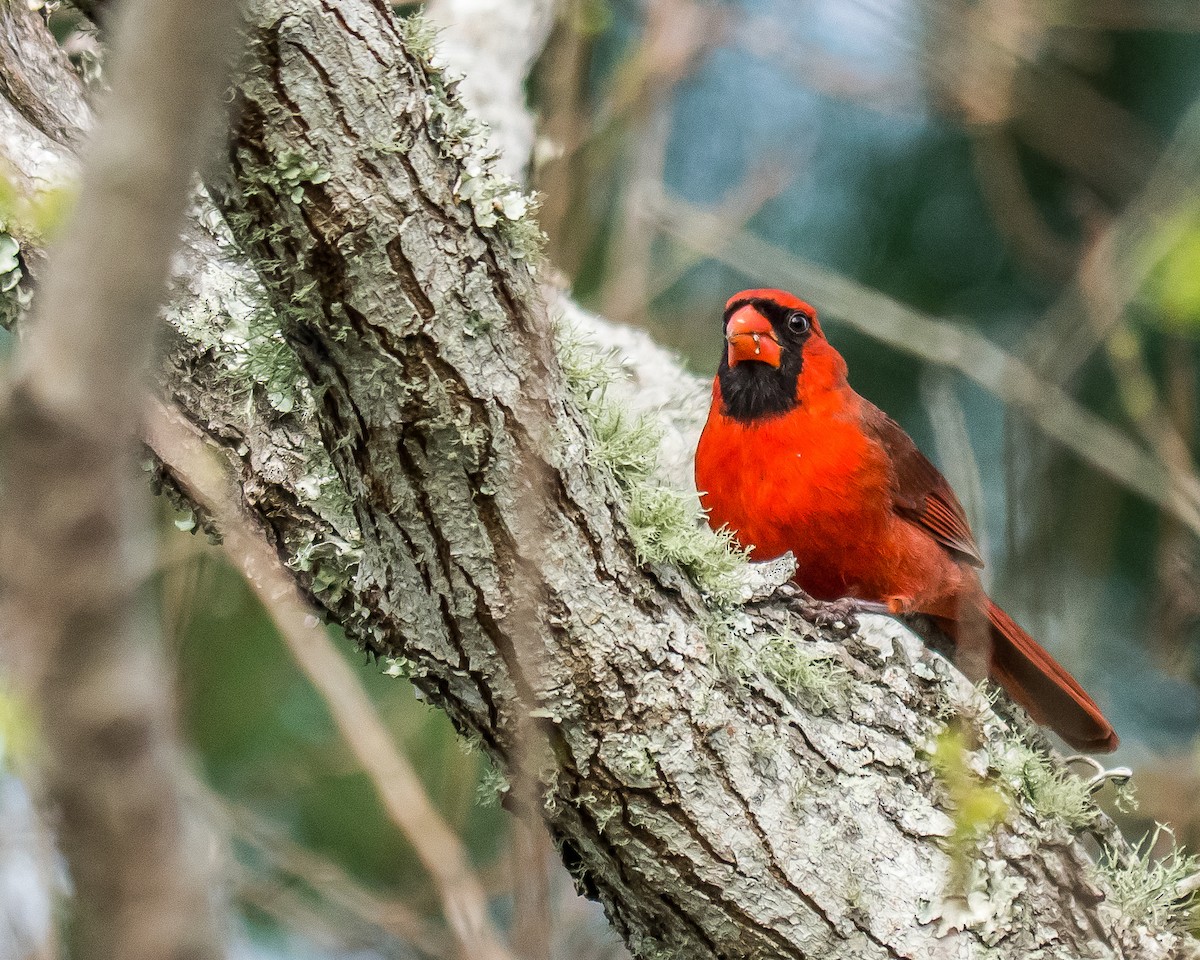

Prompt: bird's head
xmin=716 ymin=288 xmax=845 ymax=422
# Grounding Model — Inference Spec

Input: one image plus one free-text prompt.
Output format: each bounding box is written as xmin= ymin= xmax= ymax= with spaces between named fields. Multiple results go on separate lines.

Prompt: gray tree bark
xmin=0 ymin=2 xmax=1192 ymax=959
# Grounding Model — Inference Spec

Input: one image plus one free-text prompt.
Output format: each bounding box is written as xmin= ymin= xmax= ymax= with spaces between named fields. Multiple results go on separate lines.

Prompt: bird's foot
xmin=777 ymin=586 xmax=888 ymax=637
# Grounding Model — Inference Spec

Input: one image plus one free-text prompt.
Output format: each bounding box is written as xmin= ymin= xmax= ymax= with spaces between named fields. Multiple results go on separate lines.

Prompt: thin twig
xmin=145 ymin=399 xmax=513 ymax=960
xmin=196 ymin=787 xmax=448 ymax=959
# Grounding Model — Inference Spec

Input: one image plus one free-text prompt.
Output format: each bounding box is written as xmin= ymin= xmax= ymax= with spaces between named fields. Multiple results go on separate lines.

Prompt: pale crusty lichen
xmin=0 ymin=232 xmax=27 ymax=326
xmin=1099 ymin=825 xmax=1200 ymax=934
xmin=917 ymin=855 xmax=1027 ymax=943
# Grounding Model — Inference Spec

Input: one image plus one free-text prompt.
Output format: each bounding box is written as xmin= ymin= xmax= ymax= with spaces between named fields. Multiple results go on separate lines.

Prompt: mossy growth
xmin=556 ymin=320 xmax=747 ymax=606
xmin=989 ymin=738 xmax=1096 ymax=830
xmin=1099 ymin=825 xmax=1200 ymax=933
xmin=705 ymin=614 xmax=850 ymax=713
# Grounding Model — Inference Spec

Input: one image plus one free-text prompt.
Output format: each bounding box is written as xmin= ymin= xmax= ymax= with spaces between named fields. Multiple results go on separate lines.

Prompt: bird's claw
xmin=779 ymin=588 xmax=874 ymax=636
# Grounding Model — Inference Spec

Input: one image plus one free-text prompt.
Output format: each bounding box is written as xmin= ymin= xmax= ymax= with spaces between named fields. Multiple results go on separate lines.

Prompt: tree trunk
xmin=0 ymin=2 xmax=1191 ymax=958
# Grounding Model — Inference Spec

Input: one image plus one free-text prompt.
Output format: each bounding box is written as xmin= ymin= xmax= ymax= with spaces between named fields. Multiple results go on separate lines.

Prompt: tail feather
xmin=982 ymin=599 xmax=1118 ymax=753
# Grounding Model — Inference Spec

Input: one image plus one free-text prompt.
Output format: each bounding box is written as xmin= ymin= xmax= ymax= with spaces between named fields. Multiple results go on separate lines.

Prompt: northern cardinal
xmin=695 ymin=288 xmax=1118 ymax=752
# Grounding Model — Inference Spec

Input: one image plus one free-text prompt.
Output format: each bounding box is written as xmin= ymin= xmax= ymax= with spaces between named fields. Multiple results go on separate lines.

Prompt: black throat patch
xmin=716 ymin=298 xmax=807 ymax=423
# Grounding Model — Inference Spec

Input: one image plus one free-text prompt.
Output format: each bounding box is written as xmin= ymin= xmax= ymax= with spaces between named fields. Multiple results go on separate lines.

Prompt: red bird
xmin=695 ymin=288 xmax=1118 ymax=752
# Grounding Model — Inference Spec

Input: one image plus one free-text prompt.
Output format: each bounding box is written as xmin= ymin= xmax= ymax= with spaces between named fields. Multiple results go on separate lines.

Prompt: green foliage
xmin=1144 ymin=212 xmax=1200 ymax=336
xmin=556 ymin=321 xmax=747 ymax=604
xmin=0 ymin=170 xmax=76 ymax=241
xmin=930 ymin=728 xmax=1011 ymax=891
xmin=990 ymin=739 xmax=1096 ymax=830
xmin=0 ymin=685 xmax=34 ymax=770
xmin=1099 ymin=825 xmax=1200 ymax=933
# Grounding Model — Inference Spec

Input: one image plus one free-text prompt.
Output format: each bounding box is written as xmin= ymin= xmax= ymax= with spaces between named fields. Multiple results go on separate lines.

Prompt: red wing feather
xmin=861 ymin=406 xmax=984 ymax=567
xmin=984 ymin=600 xmax=1119 ymax=752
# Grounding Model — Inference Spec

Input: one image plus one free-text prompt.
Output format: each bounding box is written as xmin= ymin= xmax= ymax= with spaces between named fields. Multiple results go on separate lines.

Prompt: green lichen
xmin=274 ymin=149 xmax=331 ymax=204
xmin=756 ymin=631 xmax=851 ymax=712
xmin=705 ymin=615 xmax=850 ymax=714
xmin=1112 ymin=776 xmax=1139 ymax=814
xmin=1099 ymin=825 xmax=1200 ymax=933
xmin=290 ymin=530 xmax=361 ymax=607
xmin=989 ymin=738 xmax=1096 ymax=830
xmin=475 ymin=758 xmax=510 ymax=808
xmin=398 ymin=8 xmax=439 ymax=61
xmin=556 ymin=321 xmax=747 ymax=605
xmin=381 ymin=655 xmax=417 ymax=679
xmin=704 ymin=610 xmax=751 ymax=671
xmin=398 ymin=11 xmax=546 ymax=263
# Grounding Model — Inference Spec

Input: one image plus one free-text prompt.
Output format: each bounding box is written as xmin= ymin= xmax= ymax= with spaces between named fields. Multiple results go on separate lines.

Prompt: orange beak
xmin=726 ymin=305 xmax=781 ymax=368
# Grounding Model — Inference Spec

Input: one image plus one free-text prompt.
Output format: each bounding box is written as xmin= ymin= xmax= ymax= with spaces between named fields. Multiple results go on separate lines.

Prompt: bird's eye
xmin=787 ymin=311 xmax=811 ymax=334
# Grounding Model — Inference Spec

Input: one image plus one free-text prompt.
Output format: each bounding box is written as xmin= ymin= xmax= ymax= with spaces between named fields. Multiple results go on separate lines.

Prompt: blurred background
xmin=5 ymin=0 xmax=1200 ymax=957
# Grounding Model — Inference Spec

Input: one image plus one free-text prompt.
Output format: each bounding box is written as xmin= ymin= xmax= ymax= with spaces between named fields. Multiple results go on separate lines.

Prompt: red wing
xmin=862 ymin=406 xmax=984 ymax=568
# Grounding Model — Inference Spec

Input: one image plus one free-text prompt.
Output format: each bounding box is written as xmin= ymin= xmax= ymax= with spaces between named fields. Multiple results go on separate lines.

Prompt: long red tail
xmin=944 ymin=600 xmax=1118 ymax=752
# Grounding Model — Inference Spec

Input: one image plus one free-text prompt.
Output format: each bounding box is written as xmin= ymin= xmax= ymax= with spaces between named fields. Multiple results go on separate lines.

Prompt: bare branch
xmin=147 ymin=400 xmax=511 ymax=960
xmin=0 ymin=2 xmax=238 ymax=960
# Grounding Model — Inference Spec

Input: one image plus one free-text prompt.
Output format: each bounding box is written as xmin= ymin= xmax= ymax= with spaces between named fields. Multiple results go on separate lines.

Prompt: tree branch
xmin=0 ymin=0 xmax=237 ymax=958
